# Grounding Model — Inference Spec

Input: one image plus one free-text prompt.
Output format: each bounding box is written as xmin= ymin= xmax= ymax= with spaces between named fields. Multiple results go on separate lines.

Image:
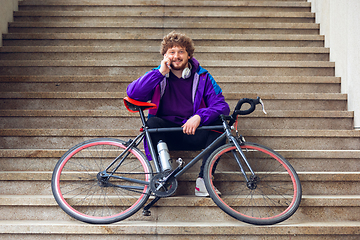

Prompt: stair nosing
xmin=0 ymin=128 xmax=359 ymax=137
xmin=8 ymin=22 xmax=320 ymax=30
xmin=0 ymin=195 xmax=358 ymax=207
xmin=14 ymin=10 xmax=315 ymax=18
xmin=0 ymin=46 xmax=330 ymax=53
xmin=2 ymin=149 xmax=359 ymax=159
xmin=0 ymin=60 xmax=335 ymax=68
xmin=0 ymin=109 xmax=354 ymax=118
xmin=1 ymin=220 xmax=359 ymax=235
xmin=0 ymin=76 xmax=341 ymax=83
xmin=2 ymin=33 xmax=325 ymax=41
xmin=18 ymin=1 xmax=312 ymax=8
xmin=1 ymin=171 xmax=359 ymax=181
xmin=0 ymin=92 xmax=347 ymax=100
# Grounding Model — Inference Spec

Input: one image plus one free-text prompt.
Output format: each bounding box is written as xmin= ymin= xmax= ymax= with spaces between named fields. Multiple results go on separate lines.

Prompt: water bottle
xmin=157 ymin=141 xmax=172 ymax=171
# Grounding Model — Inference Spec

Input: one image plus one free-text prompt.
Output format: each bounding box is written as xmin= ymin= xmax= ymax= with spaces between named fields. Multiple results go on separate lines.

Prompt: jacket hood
xmin=190 ymin=58 xmax=207 ymax=75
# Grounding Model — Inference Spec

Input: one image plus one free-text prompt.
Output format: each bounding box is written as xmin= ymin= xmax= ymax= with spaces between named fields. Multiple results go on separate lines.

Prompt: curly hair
xmin=160 ymin=31 xmax=195 ymax=58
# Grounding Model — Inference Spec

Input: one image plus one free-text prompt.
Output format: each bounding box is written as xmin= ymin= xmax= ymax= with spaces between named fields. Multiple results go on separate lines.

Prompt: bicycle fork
xmin=229 ymin=135 xmax=258 ymax=190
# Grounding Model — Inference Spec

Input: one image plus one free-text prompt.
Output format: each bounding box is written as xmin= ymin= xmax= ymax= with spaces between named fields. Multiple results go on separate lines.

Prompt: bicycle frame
xmin=135 ymin=108 xmax=255 ymax=184
xmin=104 ymin=97 xmax=267 ymax=195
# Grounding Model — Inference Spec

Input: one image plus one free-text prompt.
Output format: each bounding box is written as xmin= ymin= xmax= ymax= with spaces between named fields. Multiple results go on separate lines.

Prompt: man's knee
xmin=147 ymin=117 xmax=164 ymax=128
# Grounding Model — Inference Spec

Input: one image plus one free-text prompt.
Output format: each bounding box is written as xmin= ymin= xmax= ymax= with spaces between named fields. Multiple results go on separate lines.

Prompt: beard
xmin=170 ymin=58 xmax=188 ymax=71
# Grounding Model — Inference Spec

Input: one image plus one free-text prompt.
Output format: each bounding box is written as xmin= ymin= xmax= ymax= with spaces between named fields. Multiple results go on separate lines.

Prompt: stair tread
xmin=0 ymin=195 xmax=359 ymax=207
xmin=1 ymin=149 xmax=359 ymax=158
xmin=19 ymin=0 xmax=311 ymax=7
xmin=0 ymin=109 xmax=353 ymax=118
xmin=2 ymin=33 xmax=325 ymax=40
xmin=0 ymin=60 xmax=335 ymax=67
xmin=0 ymin=75 xmax=340 ymax=83
xmin=0 ymin=220 xmax=359 ymax=235
xmin=0 ymin=92 xmax=347 ymax=100
xmin=1 ymin=171 xmax=359 ymax=181
xmin=14 ymin=10 xmax=315 ymax=18
xmin=1 ymin=128 xmax=359 ymax=137
xmin=9 ymin=22 xmax=320 ymax=29
xmin=0 ymin=46 xmax=330 ymax=53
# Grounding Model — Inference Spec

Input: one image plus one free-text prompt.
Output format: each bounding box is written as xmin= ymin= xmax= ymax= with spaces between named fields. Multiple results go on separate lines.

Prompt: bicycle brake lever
xmin=259 ymin=98 xmax=267 ymax=115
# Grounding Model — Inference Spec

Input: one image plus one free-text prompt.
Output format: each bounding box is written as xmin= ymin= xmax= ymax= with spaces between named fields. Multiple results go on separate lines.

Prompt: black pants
xmin=147 ymin=117 xmax=225 ymax=178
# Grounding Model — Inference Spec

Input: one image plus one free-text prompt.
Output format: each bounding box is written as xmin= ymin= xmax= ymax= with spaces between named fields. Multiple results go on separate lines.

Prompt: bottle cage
xmin=123 ymin=97 xmax=157 ymax=113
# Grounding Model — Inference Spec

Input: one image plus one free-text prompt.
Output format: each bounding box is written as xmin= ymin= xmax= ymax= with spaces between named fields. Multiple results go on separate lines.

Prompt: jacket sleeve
xmin=126 ymin=69 xmax=164 ymax=102
xmin=194 ymin=74 xmax=230 ymax=125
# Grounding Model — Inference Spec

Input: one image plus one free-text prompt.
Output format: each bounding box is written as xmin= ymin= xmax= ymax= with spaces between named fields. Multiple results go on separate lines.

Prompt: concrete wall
xmin=0 ymin=0 xmax=20 ymax=46
xmin=308 ymin=0 xmax=360 ymax=129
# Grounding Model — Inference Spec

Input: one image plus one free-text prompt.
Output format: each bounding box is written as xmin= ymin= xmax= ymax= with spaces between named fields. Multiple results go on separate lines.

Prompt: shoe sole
xmin=195 ymin=191 xmax=209 ymax=197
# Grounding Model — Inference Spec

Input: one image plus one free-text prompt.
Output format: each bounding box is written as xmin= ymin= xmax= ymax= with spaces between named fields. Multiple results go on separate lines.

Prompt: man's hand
xmin=159 ymin=54 xmax=171 ymax=76
xmin=182 ymin=115 xmax=201 ymax=135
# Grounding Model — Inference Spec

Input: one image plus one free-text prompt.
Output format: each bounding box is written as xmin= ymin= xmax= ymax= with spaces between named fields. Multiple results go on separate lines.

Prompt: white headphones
xmin=165 ymin=62 xmax=192 ymax=79
xmin=181 ymin=62 xmax=192 ymax=79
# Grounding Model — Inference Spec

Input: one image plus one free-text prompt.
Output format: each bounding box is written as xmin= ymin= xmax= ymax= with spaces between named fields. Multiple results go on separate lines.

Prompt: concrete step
xmin=13 ymin=10 xmax=316 ymax=23
xmin=0 ymin=92 xmax=347 ymax=111
xmin=1 ymin=128 xmax=359 ymax=150
xmin=0 ymin=75 xmax=340 ymax=93
xmin=7 ymin=22 xmax=319 ymax=35
xmin=0 ymin=46 xmax=329 ymax=61
xmin=0 ymin=110 xmax=354 ymax=130
xmin=0 ymin=195 xmax=359 ymax=222
xmin=2 ymin=33 xmax=325 ymax=47
xmin=0 ymin=60 xmax=335 ymax=76
xmin=0 ymin=170 xmax=359 ymax=196
xmin=2 ymin=149 xmax=359 ymax=172
xmin=2 ymin=33 xmax=325 ymax=42
xmin=1 ymin=220 xmax=359 ymax=239
xmin=18 ymin=0 xmax=309 ymax=3
xmin=18 ymin=0 xmax=312 ymax=12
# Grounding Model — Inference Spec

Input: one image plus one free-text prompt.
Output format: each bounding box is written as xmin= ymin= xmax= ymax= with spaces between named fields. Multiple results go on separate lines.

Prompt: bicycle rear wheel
xmin=51 ymin=138 xmax=152 ymax=224
xmin=204 ymin=142 xmax=302 ymax=225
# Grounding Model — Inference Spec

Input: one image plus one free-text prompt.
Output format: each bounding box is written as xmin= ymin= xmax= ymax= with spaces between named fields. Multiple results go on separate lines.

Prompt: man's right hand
xmin=159 ymin=54 xmax=171 ymax=76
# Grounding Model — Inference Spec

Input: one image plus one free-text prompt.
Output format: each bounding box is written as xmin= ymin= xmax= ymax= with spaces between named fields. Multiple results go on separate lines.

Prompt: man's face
xmin=165 ymin=46 xmax=190 ymax=71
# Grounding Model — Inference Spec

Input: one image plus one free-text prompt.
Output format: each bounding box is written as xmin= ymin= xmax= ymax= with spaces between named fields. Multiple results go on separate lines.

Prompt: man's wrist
xmin=193 ymin=114 xmax=201 ymax=124
xmin=159 ymin=69 xmax=166 ymax=76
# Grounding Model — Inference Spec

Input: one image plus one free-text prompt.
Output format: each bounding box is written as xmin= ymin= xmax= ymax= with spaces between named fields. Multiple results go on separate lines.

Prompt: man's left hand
xmin=182 ymin=115 xmax=201 ymax=135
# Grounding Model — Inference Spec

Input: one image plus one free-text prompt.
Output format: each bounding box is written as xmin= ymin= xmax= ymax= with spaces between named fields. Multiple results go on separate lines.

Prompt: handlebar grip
xmin=233 ymin=97 xmax=261 ymax=115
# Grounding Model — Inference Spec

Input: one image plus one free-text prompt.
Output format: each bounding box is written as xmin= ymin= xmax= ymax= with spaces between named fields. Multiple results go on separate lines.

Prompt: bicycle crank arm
xmin=164 ymin=158 xmax=184 ymax=181
xmin=143 ymin=196 xmax=161 ymax=216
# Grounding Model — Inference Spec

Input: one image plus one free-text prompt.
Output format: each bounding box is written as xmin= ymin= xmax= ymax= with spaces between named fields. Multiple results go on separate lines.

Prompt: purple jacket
xmin=127 ymin=58 xmax=230 ymax=126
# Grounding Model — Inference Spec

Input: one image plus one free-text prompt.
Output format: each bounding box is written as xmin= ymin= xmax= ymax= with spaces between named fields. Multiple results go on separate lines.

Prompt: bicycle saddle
xmin=123 ymin=97 xmax=157 ymax=113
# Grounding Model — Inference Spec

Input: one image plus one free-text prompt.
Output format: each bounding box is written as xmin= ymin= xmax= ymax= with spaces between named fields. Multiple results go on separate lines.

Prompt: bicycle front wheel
xmin=51 ymin=138 xmax=152 ymax=224
xmin=204 ymin=142 xmax=302 ymax=225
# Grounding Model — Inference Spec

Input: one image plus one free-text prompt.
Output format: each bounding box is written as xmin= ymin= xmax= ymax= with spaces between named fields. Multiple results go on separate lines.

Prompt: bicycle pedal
xmin=142 ymin=209 xmax=151 ymax=216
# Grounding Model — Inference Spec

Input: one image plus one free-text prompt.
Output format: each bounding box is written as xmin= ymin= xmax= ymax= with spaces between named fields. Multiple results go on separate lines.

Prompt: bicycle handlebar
xmin=144 ymin=97 xmax=267 ymax=132
xmin=228 ymin=97 xmax=267 ymax=126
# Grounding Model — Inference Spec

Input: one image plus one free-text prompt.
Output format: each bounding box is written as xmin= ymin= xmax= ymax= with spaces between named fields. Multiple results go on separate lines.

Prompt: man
xmin=127 ymin=31 xmax=230 ymax=197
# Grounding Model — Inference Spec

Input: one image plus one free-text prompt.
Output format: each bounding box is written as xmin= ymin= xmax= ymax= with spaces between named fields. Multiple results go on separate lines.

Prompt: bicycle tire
xmin=204 ymin=142 xmax=302 ymax=225
xmin=51 ymin=138 xmax=152 ymax=224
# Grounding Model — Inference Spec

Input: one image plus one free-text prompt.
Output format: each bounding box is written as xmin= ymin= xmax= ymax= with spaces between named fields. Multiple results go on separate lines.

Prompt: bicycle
xmin=51 ymin=96 xmax=302 ymax=225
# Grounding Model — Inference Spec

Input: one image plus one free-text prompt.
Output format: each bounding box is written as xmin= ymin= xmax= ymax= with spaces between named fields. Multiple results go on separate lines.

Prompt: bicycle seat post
xmin=138 ymin=109 xmax=162 ymax=173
